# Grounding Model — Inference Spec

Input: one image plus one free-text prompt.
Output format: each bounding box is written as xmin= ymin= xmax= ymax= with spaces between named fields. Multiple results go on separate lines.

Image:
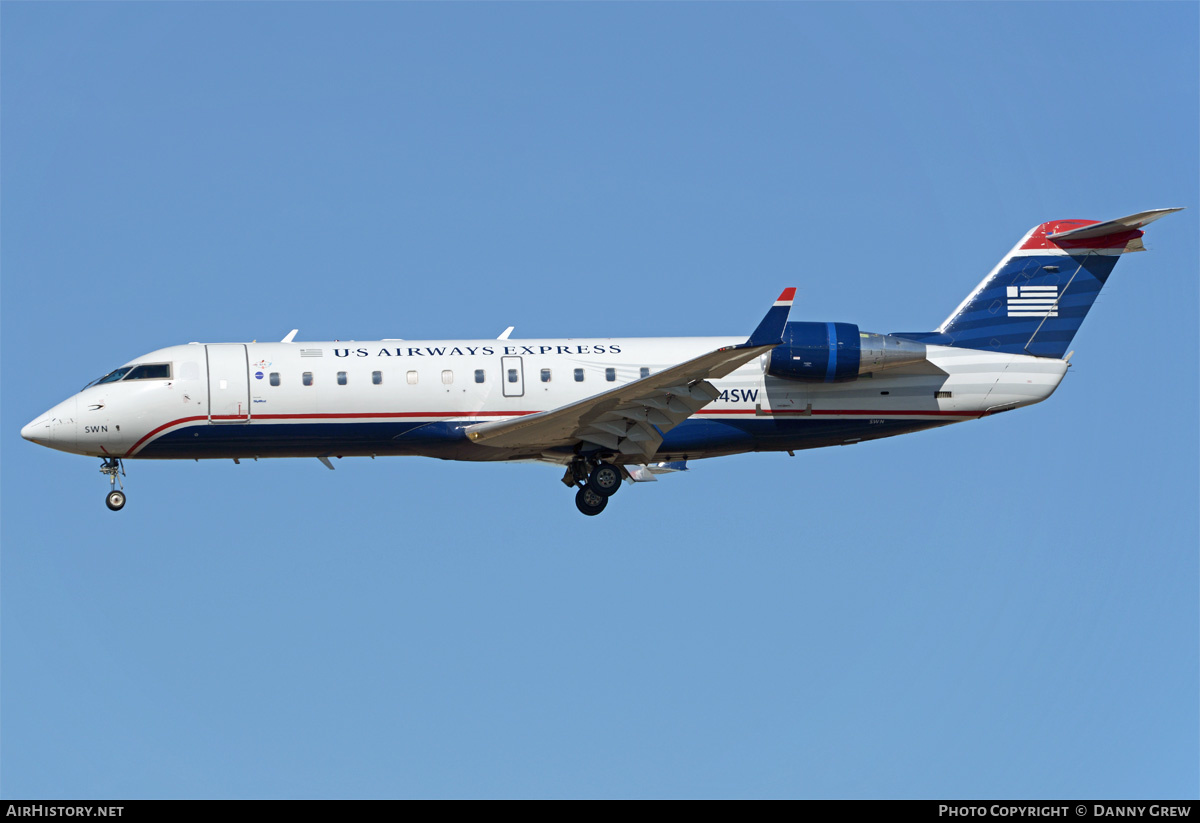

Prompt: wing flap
xmin=587 ymin=419 xmax=631 ymax=437
xmin=580 ymin=431 xmax=620 ymax=451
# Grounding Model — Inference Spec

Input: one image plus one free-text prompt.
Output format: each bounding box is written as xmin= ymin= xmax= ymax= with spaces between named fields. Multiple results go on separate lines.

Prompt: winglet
xmin=746 ymin=288 xmax=796 ymax=346
xmin=281 ymin=329 xmax=299 ymax=343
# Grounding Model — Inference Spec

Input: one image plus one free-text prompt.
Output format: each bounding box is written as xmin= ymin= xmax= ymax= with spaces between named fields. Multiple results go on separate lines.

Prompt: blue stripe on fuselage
xmin=133 ymin=416 xmax=953 ymax=460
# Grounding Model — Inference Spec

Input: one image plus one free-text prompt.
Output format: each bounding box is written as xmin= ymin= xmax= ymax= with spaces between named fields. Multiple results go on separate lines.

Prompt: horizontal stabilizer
xmin=1047 ymin=208 xmax=1183 ymax=241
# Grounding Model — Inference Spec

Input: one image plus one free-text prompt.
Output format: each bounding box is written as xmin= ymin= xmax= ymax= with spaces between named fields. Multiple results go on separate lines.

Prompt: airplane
xmin=21 ymin=208 xmax=1182 ymax=516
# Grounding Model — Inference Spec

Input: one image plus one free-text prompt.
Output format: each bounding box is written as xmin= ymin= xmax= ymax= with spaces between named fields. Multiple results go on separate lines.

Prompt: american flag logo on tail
xmin=1007 ymin=285 xmax=1059 ymax=317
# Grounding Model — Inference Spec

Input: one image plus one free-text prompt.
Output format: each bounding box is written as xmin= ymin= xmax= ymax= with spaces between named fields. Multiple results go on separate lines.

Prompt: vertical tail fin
xmin=893 ymin=208 xmax=1182 ymax=358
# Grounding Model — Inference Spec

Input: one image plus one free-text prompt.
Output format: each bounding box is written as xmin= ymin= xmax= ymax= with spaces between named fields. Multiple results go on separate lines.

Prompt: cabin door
xmin=206 ymin=344 xmax=251 ymax=422
xmin=501 ymin=356 xmax=525 ymax=398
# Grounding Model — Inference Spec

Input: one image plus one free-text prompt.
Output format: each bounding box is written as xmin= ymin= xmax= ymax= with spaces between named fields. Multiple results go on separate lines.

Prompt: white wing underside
xmin=465 ymin=343 xmax=776 ymax=458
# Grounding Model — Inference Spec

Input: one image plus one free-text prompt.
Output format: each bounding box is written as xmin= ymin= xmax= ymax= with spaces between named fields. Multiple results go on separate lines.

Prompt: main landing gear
xmin=101 ymin=457 xmax=126 ymax=511
xmin=575 ymin=485 xmax=607 ymax=516
xmin=567 ymin=458 xmax=624 ymax=517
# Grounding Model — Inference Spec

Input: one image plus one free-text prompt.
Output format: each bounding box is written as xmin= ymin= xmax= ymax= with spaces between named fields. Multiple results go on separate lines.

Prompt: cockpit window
xmin=88 ymin=367 xmax=133 ymax=387
xmin=84 ymin=363 xmax=171 ymax=389
xmin=125 ymin=363 xmax=172 ymax=380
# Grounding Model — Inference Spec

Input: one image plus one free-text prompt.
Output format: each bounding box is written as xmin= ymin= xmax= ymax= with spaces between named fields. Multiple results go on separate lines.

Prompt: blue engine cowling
xmin=768 ymin=322 xmax=861 ymax=382
xmin=767 ymin=322 xmax=927 ymax=383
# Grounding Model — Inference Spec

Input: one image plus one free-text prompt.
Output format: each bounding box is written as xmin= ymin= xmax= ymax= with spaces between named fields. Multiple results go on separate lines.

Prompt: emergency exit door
xmin=501 ymin=356 xmax=525 ymax=397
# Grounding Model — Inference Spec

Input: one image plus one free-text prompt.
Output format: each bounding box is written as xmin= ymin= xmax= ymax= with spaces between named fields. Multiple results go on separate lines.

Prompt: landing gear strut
xmin=566 ymin=458 xmax=623 ymax=516
xmin=101 ymin=458 xmax=126 ymax=511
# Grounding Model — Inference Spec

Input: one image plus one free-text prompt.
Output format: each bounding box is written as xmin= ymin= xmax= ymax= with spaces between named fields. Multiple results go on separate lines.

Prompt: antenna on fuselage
xmin=497 ymin=327 xmax=514 ymax=340
xmin=281 ymin=329 xmax=299 ymax=343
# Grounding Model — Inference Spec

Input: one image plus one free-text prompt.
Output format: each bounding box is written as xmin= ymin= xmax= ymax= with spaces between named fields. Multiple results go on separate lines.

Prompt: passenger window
xmin=407 ymin=371 xmax=418 ymax=385
xmin=372 ymin=371 xmax=382 ymax=385
xmin=269 ymin=372 xmax=280 ymax=387
xmin=337 ymin=371 xmax=348 ymax=386
xmin=507 ymin=369 xmax=519 ymax=383
xmin=540 ymin=368 xmax=551 ymax=383
xmin=640 ymin=367 xmax=650 ymax=379
xmin=442 ymin=370 xmax=454 ymax=385
xmin=605 ymin=367 xmax=616 ymax=382
xmin=474 ymin=369 xmax=485 ymax=383
xmin=574 ymin=368 xmax=584 ymax=382
xmin=302 ymin=372 xmax=313 ymax=386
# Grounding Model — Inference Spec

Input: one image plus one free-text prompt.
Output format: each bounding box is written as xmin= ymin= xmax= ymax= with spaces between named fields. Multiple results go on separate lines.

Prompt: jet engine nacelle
xmin=766 ymin=322 xmax=928 ymax=383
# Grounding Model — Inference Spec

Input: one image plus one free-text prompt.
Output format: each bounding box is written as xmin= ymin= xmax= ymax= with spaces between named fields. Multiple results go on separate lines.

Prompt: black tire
xmin=575 ymin=485 xmax=608 ymax=516
xmin=587 ymin=462 xmax=622 ymax=497
xmin=105 ymin=490 xmax=126 ymax=511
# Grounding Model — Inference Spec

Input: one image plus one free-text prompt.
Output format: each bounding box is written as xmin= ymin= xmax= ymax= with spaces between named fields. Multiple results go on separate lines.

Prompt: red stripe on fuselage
xmin=125 ymin=415 xmax=209 ymax=456
xmin=696 ymin=409 xmax=978 ymax=418
xmin=124 ymin=411 xmax=542 ymax=456
xmin=251 ymin=411 xmax=541 ymax=421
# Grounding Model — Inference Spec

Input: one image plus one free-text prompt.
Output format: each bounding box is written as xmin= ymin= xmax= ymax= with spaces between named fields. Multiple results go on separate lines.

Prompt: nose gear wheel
xmin=100 ymin=458 xmax=126 ymax=512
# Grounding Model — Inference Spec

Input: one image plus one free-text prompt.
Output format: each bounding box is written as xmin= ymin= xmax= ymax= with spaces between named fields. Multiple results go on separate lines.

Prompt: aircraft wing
xmin=465 ymin=289 xmax=795 ymax=458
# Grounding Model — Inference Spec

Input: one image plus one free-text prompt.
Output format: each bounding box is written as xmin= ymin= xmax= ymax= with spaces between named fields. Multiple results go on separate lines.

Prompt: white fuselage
xmin=22 ymin=336 xmax=1066 ymax=465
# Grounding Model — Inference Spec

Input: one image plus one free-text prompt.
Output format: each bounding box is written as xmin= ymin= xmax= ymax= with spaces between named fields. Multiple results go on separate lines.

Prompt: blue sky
xmin=2 ymin=2 xmax=1196 ymax=799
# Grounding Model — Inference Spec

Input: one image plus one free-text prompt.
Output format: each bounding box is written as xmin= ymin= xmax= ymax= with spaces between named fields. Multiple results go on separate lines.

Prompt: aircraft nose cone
xmin=21 ymin=416 xmax=50 ymax=443
xmin=22 ymin=396 xmax=78 ymax=451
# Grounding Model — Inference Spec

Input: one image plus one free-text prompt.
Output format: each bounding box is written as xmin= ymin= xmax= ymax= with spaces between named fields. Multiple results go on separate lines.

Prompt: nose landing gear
xmin=100 ymin=458 xmax=126 ymax=511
